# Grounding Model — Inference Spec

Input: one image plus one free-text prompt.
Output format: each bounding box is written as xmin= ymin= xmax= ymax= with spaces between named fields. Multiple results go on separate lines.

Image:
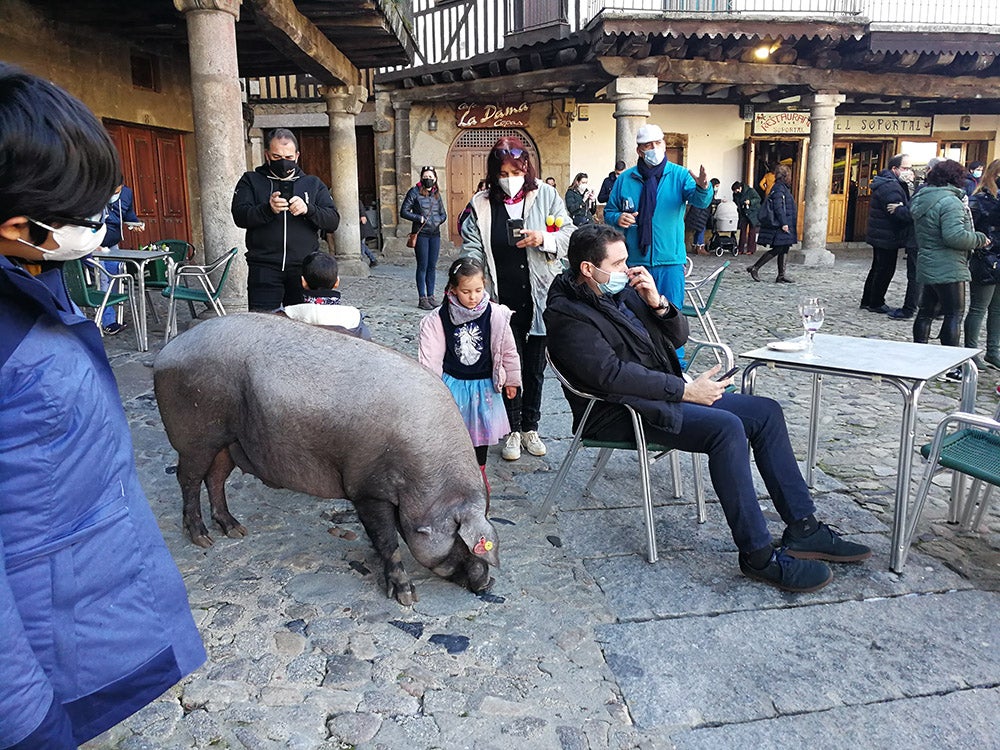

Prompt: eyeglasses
xmin=420 ymin=165 xmax=435 ymax=172
xmin=493 ymin=147 xmax=526 ymax=160
xmin=42 ymin=214 xmax=105 ymax=231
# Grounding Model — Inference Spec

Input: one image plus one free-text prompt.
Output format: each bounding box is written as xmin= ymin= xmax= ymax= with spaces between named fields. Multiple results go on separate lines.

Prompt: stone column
xmin=373 ymin=91 xmax=397 ymax=258
xmin=607 ymin=77 xmax=659 ymax=166
xmin=323 ymin=84 xmax=369 ymax=278
xmin=791 ymin=91 xmax=845 ymax=267
xmin=389 ymin=100 xmax=413 ymax=260
xmin=174 ymin=0 xmax=248 ymax=310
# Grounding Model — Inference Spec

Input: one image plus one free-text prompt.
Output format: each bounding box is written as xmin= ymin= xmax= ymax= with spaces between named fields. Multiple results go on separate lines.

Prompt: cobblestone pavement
xmin=84 ymin=247 xmax=999 ymax=749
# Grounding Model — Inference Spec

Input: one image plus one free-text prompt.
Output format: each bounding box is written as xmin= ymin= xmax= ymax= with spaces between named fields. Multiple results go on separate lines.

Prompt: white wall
xmin=569 ymin=103 xmax=750 ymax=201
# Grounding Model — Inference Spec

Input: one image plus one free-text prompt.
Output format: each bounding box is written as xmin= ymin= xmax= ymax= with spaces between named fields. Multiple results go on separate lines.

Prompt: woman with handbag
xmin=401 ymin=166 xmax=447 ymax=309
xmin=748 ymin=163 xmax=796 ymax=282
xmin=460 ymin=136 xmax=574 ymax=462
xmin=910 ymin=159 xmax=991 ymax=380
xmin=965 ymin=159 xmax=1000 ymax=368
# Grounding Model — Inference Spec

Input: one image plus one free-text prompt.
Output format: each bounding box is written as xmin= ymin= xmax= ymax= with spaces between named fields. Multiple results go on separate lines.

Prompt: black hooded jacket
xmin=231 ymin=164 xmax=341 ymax=269
xmin=865 ymin=169 xmax=914 ymax=250
xmin=544 ymin=270 xmax=690 ymax=437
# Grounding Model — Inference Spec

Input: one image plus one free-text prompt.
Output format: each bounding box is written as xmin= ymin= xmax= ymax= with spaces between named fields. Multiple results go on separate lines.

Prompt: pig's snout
xmin=432 ymin=549 xmax=492 ymax=594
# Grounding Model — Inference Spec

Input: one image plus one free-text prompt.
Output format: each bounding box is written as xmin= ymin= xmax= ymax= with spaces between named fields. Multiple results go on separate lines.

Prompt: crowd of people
xmin=3 ymin=58 xmax=997 ymax=744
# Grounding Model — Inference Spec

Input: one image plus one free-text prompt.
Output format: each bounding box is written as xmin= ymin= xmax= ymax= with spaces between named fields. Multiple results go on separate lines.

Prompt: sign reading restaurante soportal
xmin=753 ymin=112 xmax=933 ymax=136
xmin=457 ymin=103 xmax=531 ymax=128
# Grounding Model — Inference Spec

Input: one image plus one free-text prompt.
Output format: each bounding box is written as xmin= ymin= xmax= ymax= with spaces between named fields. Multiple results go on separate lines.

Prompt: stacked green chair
xmin=63 ymin=258 xmax=141 ymax=349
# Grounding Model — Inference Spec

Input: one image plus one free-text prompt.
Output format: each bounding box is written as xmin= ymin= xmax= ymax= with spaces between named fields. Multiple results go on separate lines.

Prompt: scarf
xmin=302 ymin=288 xmax=341 ymax=305
xmin=446 ymin=291 xmax=490 ymax=325
xmin=636 ymin=157 xmax=666 ymax=254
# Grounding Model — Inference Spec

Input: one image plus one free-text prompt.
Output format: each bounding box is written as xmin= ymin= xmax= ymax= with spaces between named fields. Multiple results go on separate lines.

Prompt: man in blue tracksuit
xmin=0 ymin=64 xmax=204 ymax=749
xmin=604 ymin=123 xmax=712 ymax=310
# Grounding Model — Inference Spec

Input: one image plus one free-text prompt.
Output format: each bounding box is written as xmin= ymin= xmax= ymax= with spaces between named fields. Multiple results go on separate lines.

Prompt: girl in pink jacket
xmin=419 ymin=258 xmax=521 ymax=509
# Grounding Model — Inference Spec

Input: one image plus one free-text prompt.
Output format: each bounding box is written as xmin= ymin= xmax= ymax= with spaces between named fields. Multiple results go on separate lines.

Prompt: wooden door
xmin=827 ymin=143 xmax=850 ymax=243
xmin=106 ymin=122 xmax=191 ymax=249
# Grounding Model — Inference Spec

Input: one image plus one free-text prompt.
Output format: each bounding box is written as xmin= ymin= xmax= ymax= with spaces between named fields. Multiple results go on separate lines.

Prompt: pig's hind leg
xmin=205 ymin=446 xmax=247 ymax=539
xmin=353 ymin=498 xmax=418 ymax=606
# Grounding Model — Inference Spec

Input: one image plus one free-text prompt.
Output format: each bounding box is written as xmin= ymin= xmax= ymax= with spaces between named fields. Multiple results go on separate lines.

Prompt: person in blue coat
xmin=97 ymin=179 xmax=144 ymax=334
xmin=604 ymin=123 xmax=712 ymax=309
xmin=0 ymin=64 xmax=205 ymax=750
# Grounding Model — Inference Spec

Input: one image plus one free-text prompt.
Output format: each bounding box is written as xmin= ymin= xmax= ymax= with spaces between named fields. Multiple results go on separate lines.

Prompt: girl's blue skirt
xmin=442 ymin=373 xmax=510 ymax=447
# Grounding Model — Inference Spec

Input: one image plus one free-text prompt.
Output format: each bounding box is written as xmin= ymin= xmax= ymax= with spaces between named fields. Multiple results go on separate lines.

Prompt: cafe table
xmin=739 ymin=333 xmax=980 ymax=572
xmin=92 ymin=246 xmax=170 ymax=352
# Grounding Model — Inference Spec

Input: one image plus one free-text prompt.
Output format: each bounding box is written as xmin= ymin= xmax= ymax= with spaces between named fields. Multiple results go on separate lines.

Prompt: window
xmin=130 ymin=52 xmax=161 ymax=92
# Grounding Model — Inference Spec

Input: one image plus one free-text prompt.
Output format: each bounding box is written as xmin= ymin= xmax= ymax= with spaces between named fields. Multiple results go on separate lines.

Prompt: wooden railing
xmin=241 ymin=69 xmax=378 ymax=103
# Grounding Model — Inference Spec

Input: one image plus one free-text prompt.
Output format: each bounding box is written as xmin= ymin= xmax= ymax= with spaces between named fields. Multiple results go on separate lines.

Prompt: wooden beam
xmin=598 ymin=56 xmax=1000 ymax=101
xmin=391 ymin=64 xmax=600 ymax=103
xmin=245 ymin=0 xmax=359 ymax=86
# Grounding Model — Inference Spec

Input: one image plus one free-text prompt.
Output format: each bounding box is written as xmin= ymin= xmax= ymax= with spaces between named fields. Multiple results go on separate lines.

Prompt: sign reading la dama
xmin=456 ymin=103 xmax=531 ymax=128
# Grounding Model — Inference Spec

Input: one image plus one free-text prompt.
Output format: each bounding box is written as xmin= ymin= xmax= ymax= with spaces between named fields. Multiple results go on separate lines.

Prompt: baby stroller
xmin=709 ymin=200 xmax=740 ymax=256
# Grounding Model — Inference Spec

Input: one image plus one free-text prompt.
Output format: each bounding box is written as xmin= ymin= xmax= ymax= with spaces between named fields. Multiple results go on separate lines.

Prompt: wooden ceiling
xmin=25 ymin=0 xmax=413 ymax=80
xmin=378 ymin=16 xmax=1000 ymax=114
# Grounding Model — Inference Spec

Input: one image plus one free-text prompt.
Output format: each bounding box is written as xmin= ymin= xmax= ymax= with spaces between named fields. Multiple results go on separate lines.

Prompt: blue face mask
xmin=592 ymin=265 xmax=628 ymax=295
xmin=642 ymin=147 xmax=665 ymax=167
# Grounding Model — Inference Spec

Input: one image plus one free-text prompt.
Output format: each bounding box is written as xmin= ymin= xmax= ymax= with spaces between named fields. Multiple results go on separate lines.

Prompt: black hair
xmin=888 ymin=154 xmax=907 ymax=170
xmin=567 ymin=223 xmax=625 ymax=275
xmin=731 ymin=181 xmax=743 ymax=191
xmin=614 ymin=160 xmax=626 ymax=171
xmin=0 ymin=63 xmax=119 ymax=237
xmin=710 ymin=178 xmax=720 ymax=187
xmin=572 ymin=172 xmax=588 ymax=187
xmin=266 ymin=128 xmax=298 ymax=151
xmin=926 ymin=159 xmax=967 ymax=188
xmin=301 ymin=251 xmax=338 ymax=289
xmin=446 ymin=257 xmax=485 ymax=290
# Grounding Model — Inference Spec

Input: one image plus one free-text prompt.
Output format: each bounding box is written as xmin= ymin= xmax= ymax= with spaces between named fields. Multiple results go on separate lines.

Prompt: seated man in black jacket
xmin=544 ymin=224 xmax=871 ymax=593
xmin=232 ymin=128 xmax=341 ymax=311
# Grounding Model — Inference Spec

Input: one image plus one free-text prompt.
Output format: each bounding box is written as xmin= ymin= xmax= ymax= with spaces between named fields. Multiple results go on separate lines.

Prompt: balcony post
xmin=322 ymin=84 xmax=370 ymax=278
xmin=173 ymin=0 xmax=248 ymax=310
xmin=792 ymin=91 xmax=845 ymax=267
xmin=607 ymin=77 xmax=659 ymax=167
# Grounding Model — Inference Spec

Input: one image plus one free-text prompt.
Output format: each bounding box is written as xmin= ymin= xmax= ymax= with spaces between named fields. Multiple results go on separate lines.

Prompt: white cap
xmin=635 ymin=124 xmax=664 ymax=145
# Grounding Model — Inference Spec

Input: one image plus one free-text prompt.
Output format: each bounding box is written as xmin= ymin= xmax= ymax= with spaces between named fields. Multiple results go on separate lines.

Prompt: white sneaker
xmin=521 ymin=430 xmax=547 ymax=457
xmin=502 ymin=432 xmax=522 ymax=460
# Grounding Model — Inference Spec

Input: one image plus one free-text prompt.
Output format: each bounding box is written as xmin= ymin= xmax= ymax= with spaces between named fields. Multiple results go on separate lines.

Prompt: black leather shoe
xmin=867 ymin=304 xmax=892 ymax=314
xmin=887 ymin=308 xmax=913 ymax=319
xmin=775 ymin=275 xmax=794 ymax=283
xmin=747 ymin=266 xmax=761 ymax=282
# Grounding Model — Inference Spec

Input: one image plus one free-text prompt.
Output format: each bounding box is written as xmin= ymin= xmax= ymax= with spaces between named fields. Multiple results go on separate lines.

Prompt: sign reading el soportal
xmin=457 ymin=103 xmax=530 ymax=128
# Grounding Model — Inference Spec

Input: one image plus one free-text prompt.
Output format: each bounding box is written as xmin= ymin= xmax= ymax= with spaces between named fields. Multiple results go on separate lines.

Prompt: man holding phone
xmin=545 ymin=225 xmax=872 ymax=594
xmin=232 ymin=128 xmax=340 ymax=310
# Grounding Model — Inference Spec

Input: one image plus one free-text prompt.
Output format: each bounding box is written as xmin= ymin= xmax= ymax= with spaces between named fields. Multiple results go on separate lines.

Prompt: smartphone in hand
xmin=276 ymin=181 xmax=294 ymax=201
xmin=715 ymin=366 xmax=739 ymax=382
xmin=506 ymin=218 xmax=525 ymax=245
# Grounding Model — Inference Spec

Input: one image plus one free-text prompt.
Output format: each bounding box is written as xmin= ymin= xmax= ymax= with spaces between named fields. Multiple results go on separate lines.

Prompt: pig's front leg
xmin=353 ymin=498 xmax=418 ymax=606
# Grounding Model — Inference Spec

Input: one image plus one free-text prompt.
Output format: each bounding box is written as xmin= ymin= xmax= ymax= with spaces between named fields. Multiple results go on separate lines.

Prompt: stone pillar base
xmin=336 ymin=256 xmax=371 ymax=278
xmin=788 ymin=247 xmax=836 ymax=266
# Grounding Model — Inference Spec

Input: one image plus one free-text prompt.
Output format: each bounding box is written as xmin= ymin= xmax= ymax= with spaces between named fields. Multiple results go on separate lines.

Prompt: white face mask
xmin=578 ymin=183 xmax=589 ymax=194
xmin=19 ymin=217 xmax=107 ymax=261
xmin=498 ymin=176 xmax=524 ymax=197
xmin=642 ymin=147 xmax=665 ymax=167
xmin=109 ymin=192 xmax=121 ymax=204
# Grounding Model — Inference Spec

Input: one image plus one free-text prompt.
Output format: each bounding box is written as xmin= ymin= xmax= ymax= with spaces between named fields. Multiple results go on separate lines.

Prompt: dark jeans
xmin=591 ymin=392 xmax=815 ymax=554
xmin=503 ymin=328 xmax=546 ymax=433
xmin=247 ymin=262 xmax=305 ymax=311
xmin=860 ymin=245 xmax=899 ymax=309
xmin=914 ymin=281 xmax=965 ymax=347
xmin=901 ymin=250 xmax=922 ymax=314
xmin=414 ymin=233 xmax=441 ymax=297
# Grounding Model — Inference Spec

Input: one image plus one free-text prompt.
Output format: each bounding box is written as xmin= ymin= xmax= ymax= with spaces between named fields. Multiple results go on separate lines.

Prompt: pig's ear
xmin=456 ymin=512 xmax=500 ymax=568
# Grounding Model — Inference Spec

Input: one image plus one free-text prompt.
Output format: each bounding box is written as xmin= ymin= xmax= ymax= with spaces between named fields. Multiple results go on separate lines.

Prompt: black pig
xmin=153 ymin=313 xmax=499 ymax=605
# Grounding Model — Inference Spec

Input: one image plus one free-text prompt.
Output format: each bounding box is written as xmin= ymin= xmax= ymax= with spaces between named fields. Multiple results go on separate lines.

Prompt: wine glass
xmin=798 ymin=297 xmax=825 ymax=356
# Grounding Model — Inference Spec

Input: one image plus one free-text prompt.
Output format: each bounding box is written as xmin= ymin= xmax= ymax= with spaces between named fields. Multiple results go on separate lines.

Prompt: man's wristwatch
xmin=653 ymin=295 xmax=669 ymax=311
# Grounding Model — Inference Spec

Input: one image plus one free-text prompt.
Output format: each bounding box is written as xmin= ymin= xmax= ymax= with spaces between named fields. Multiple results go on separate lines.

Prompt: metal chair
xmin=63 ymin=258 xmax=141 ymax=349
xmin=682 ymin=261 xmax=729 ymax=361
xmin=900 ymin=400 xmax=1000 ymax=570
xmin=143 ymin=240 xmax=196 ymax=323
xmin=162 ymin=247 xmax=238 ymax=341
xmin=537 ymin=339 xmax=734 ymax=563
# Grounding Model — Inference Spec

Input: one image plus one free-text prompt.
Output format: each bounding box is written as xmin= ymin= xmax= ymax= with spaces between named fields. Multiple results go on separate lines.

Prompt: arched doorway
xmin=446 ymin=128 xmax=540 ymax=242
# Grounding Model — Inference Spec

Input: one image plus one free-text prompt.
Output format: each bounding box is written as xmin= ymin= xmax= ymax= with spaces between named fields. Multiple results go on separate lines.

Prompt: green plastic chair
xmin=162 ymin=247 xmax=239 ymax=341
xmin=902 ymin=400 xmax=1000 ymax=570
xmin=682 ymin=261 xmax=729 ymax=362
xmin=143 ymin=240 xmax=196 ymax=323
xmin=536 ymin=338 xmax=733 ymax=563
xmin=63 ymin=258 xmax=141 ymax=349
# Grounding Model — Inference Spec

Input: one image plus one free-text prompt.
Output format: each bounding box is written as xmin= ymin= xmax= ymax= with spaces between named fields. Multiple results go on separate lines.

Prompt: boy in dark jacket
xmin=232 ymin=127 xmax=340 ymax=310
xmin=280 ymin=251 xmax=371 ymax=340
xmin=544 ymin=224 xmax=871 ymax=593
xmin=860 ymin=154 xmax=914 ymax=314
